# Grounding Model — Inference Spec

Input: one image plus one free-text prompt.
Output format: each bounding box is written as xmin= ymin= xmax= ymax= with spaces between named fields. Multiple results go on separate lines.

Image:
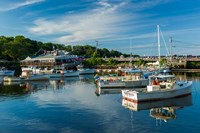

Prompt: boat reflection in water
xmin=122 ymin=95 xmax=192 ymax=122
xmin=1 ymin=75 xmax=93 ymax=94
xmin=49 ymin=77 xmax=80 ymax=89
xmin=0 ymin=77 xmax=81 ymax=95
xmin=150 ymin=107 xmax=177 ymax=122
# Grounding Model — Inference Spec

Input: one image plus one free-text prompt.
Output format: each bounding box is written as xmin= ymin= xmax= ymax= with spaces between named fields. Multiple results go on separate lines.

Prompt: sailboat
xmin=121 ymin=25 xmax=192 ymax=103
xmin=146 ymin=25 xmax=171 ymax=73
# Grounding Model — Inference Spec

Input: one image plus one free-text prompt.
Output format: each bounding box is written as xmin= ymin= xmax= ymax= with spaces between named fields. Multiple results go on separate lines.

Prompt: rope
xmin=160 ymin=29 xmax=170 ymax=56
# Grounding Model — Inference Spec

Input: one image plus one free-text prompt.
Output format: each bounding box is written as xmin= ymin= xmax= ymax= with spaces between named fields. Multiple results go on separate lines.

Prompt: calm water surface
xmin=0 ymin=74 xmax=200 ymax=133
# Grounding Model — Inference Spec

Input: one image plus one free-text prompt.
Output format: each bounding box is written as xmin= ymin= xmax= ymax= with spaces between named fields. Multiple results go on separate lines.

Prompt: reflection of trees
xmin=0 ymin=84 xmax=28 ymax=96
xmin=174 ymin=72 xmax=200 ymax=81
xmin=0 ymin=81 xmax=51 ymax=96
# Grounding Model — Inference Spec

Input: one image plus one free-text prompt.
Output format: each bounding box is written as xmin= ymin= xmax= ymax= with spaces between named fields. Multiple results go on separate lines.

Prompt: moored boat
xmin=77 ymin=64 xmax=95 ymax=75
xmin=20 ymin=70 xmax=49 ymax=81
xmin=122 ymin=75 xmax=192 ymax=103
xmin=97 ymin=69 xmax=149 ymax=88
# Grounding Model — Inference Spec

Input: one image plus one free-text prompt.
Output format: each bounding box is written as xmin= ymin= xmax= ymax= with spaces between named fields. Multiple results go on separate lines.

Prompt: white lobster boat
xmin=97 ymin=69 xmax=149 ymax=88
xmin=122 ymin=75 xmax=192 ymax=103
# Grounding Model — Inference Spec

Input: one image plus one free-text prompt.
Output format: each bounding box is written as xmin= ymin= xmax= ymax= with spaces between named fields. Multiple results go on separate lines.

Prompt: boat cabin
xmin=147 ymin=75 xmax=176 ymax=92
xmin=122 ymin=70 xmax=145 ymax=81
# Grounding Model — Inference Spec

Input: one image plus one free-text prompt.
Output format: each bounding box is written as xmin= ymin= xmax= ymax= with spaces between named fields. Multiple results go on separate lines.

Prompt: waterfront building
xmin=20 ymin=50 xmax=82 ymax=74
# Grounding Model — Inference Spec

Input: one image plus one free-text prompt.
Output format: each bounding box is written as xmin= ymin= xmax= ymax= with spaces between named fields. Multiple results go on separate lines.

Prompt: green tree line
xmin=0 ymin=36 xmax=130 ymax=61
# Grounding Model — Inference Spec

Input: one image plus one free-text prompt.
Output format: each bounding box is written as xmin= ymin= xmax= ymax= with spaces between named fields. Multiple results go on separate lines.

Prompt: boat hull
xmin=98 ymin=79 xmax=149 ymax=88
xmin=122 ymin=81 xmax=192 ymax=103
xmin=78 ymin=69 xmax=95 ymax=75
xmin=49 ymin=71 xmax=79 ymax=78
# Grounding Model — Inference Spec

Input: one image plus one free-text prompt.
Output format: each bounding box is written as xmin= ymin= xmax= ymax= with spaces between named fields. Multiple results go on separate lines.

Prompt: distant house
xmin=147 ymin=61 xmax=160 ymax=66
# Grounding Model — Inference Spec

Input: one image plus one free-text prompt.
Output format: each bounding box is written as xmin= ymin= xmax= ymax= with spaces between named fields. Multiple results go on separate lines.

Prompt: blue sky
xmin=0 ymin=0 xmax=200 ymax=56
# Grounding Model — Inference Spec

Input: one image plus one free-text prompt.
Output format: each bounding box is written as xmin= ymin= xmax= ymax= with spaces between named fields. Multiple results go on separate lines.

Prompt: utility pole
xmin=95 ymin=40 xmax=99 ymax=53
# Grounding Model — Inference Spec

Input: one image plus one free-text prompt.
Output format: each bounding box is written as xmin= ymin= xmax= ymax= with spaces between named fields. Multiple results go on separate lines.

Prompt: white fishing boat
xmin=97 ymin=69 xmax=149 ymax=88
xmin=20 ymin=70 xmax=49 ymax=81
xmin=122 ymin=74 xmax=192 ymax=103
xmin=77 ymin=64 xmax=95 ymax=75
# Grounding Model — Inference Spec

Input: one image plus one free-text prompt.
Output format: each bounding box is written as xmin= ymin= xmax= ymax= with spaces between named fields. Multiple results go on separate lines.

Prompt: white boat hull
xmin=49 ymin=71 xmax=79 ymax=78
xmin=98 ymin=79 xmax=149 ymax=88
xmin=78 ymin=69 xmax=95 ymax=75
xmin=122 ymin=81 xmax=192 ymax=103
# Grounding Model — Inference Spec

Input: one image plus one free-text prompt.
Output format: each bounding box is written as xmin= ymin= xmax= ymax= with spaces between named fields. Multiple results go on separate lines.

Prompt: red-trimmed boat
xmin=122 ymin=75 xmax=192 ymax=103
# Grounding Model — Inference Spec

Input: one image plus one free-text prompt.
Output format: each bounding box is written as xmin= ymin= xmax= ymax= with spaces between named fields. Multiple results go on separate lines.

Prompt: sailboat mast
xmin=129 ymin=39 xmax=132 ymax=68
xmin=157 ymin=25 xmax=161 ymax=68
xmin=169 ymin=36 xmax=172 ymax=62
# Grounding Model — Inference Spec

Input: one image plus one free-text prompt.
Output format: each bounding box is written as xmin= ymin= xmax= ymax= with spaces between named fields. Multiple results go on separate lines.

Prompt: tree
xmin=134 ymin=59 xmax=145 ymax=67
xmin=107 ymin=58 xmax=117 ymax=66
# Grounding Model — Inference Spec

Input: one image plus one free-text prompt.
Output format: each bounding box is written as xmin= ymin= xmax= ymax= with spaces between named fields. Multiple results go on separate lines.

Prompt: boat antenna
xmin=157 ymin=25 xmax=161 ymax=69
xmin=95 ymin=40 xmax=99 ymax=53
xmin=129 ymin=38 xmax=133 ymax=68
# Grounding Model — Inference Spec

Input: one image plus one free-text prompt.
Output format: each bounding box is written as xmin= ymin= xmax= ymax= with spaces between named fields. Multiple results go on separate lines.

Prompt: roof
xmin=21 ymin=53 xmax=78 ymax=62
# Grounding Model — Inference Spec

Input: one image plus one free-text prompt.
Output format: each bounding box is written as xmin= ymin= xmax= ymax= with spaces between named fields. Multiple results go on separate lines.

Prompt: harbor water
xmin=0 ymin=73 xmax=200 ymax=133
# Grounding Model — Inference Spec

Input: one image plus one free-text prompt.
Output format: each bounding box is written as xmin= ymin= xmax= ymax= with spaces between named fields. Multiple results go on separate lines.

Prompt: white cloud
xmin=131 ymin=0 xmax=171 ymax=11
xmin=28 ymin=0 xmax=136 ymax=43
xmin=0 ymin=0 xmax=45 ymax=11
xmin=28 ymin=0 xmax=174 ymax=44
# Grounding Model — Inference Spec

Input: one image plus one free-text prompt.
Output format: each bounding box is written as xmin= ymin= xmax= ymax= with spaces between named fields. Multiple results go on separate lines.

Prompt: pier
xmin=101 ymin=56 xmax=200 ymax=69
